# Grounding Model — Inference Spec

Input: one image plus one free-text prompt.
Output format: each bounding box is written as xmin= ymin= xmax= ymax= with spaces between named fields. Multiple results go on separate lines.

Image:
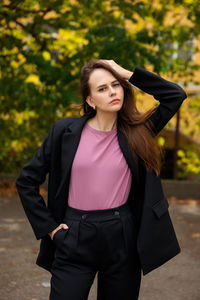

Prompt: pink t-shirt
xmin=67 ymin=122 xmax=132 ymax=210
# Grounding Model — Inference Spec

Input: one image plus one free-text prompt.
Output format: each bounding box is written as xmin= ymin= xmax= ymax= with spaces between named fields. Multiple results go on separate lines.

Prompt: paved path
xmin=0 ymin=196 xmax=200 ymax=300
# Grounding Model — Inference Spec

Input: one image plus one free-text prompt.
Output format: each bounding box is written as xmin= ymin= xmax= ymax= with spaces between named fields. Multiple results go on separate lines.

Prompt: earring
xmin=93 ymin=105 xmax=96 ymax=110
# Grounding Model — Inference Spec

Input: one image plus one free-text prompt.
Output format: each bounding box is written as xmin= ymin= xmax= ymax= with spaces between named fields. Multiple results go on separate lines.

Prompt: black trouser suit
xmin=50 ymin=202 xmax=141 ymax=300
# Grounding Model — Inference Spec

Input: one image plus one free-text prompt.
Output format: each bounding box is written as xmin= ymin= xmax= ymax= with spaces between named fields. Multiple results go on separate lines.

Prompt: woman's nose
xmin=109 ymin=86 xmax=116 ymax=95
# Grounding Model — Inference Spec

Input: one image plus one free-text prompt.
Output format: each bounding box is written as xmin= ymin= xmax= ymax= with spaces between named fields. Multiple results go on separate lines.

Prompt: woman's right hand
xmin=49 ymin=223 xmax=69 ymax=240
xmin=100 ymin=59 xmax=133 ymax=80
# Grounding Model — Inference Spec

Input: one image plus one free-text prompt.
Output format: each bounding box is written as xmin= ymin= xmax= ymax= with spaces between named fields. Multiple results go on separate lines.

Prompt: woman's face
xmin=86 ymin=68 xmax=124 ymax=113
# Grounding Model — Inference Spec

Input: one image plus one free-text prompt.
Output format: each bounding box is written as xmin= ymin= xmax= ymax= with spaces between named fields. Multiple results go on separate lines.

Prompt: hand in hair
xmin=100 ymin=59 xmax=133 ymax=80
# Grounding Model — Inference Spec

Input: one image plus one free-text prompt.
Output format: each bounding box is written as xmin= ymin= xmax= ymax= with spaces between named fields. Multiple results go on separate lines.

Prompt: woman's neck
xmin=87 ymin=113 xmax=117 ymax=131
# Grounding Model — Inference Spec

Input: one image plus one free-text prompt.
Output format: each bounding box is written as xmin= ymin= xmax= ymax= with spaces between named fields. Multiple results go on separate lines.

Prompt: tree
xmin=0 ymin=0 xmax=199 ymax=174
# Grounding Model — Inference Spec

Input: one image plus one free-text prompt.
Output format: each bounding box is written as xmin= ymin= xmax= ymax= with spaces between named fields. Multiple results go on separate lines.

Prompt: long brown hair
xmin=79 ymin=59 xmax=163 ymax=176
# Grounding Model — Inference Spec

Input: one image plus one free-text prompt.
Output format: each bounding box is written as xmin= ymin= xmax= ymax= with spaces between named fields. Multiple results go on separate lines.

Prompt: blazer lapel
xmin=117 ymin=129 xmax=140 ymax=185
xmin=55 ymin=111 xmax=139 ymax=201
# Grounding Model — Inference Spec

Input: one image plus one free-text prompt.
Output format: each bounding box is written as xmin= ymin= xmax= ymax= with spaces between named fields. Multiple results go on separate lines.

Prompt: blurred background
xmin=0 ymin=0 xmax=200 ymax=299
xmin=0 ymin=0 xmax=200 ymax=180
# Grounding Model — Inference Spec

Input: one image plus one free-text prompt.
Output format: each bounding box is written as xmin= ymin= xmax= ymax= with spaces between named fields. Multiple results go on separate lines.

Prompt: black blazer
xmin=16 ymin=67 xmax=187 ymax=275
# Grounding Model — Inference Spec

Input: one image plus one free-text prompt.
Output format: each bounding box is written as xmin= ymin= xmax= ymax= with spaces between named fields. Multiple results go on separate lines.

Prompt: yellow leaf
xmin=17 ymin=53 xmax=26 ymax=64
xmin=25 ymin=74 xmax=41 ymax=85
xmin=192 ymin=232 xmax=200 ymax=238
xmin=42 ymin=51 xmax=51 ymax=61
xmin=10 ymin=61 xmax=19 ymax=69
xmin=158 ymin=136 xmax=165 ymax=146
xmin=177 ymin=149 xmax=185 ymax=157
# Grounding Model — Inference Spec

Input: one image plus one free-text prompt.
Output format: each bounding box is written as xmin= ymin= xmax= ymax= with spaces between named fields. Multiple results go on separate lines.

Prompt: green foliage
xmin=0 ymin=0 xmax=199 ymax=173
xmin=177 ymin=148 xmax=200 ymax=180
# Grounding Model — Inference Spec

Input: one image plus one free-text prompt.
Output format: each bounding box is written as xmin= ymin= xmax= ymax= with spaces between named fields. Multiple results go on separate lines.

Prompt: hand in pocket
xmin=49 ymin=223 xmax=69 ymax=240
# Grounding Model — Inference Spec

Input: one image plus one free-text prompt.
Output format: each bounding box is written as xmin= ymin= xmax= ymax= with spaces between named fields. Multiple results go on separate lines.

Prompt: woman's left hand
xmin=100 ymin=59 xmax=133 ymax=80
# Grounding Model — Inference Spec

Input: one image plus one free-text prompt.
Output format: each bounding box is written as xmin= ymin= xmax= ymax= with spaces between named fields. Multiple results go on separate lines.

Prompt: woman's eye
xmin=98 ymin=87 xmax=106 ymax=92
xmin=98 ymin=83 xmax=119 ymax=92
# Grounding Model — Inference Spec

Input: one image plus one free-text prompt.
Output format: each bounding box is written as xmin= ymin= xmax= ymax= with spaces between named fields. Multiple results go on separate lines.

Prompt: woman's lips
xmin=110 ymin=99 xmax=120 ymax=103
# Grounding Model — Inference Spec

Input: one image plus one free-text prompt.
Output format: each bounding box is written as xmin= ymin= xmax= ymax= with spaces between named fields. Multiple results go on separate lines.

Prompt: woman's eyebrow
xmin=96 ymin=80 xmax=119 ymax=89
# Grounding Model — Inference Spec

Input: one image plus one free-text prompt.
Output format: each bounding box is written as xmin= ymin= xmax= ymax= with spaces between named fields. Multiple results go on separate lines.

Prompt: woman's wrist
xmin=49 ymin=227 xmax=59 ymax=240
xmin=123 ymin=70 xmax=133 ymax=80
xmin=49 ymin=230 xmax=56 ymax=240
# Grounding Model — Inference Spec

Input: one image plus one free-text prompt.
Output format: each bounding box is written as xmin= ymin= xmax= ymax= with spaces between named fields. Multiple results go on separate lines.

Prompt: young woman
xmin=16 ymin=59 xmax=187 ymax=300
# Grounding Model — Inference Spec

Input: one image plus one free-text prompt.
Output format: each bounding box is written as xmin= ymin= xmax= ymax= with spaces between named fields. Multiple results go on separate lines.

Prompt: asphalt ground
xmin=0 ymin=195 xmax=200 ymax=300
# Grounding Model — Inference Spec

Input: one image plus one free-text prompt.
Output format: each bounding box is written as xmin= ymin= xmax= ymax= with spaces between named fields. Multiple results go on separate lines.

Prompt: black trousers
xmin=50 ymin=202 xmax=141 ymax=300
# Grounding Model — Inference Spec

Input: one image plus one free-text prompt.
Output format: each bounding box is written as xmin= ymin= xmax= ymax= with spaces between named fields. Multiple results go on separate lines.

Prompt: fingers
xmin=101 ymin=59 xmax=115 ymax=66
xmin=59 ymin=223 xmax=69 ymax=230
xmin=101 ymin=59 xmax=132 ymax=80
xmin=51 ymin=223 xmax=69 ymax=240
xmin=100 ymin=59 xmax=123 ymax=73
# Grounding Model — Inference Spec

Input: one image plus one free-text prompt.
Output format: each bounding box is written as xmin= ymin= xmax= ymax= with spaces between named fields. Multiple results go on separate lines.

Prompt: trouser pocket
xmin=53 ymin=220 xmax=73 ymax=248
xmin=53 ymin=220 xmax=80 ymax=263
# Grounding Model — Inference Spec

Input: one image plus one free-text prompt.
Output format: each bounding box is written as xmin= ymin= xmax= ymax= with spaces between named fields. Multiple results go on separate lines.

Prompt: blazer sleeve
xmin=16 ymin=123 xmax=59 ymax=240
xmin=128 ymin=67 xmax=187 ymax=136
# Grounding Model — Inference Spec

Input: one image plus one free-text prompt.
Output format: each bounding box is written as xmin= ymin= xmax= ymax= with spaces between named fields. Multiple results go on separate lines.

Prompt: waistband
xmin=64 ymin=202 xmax=132 ymax=222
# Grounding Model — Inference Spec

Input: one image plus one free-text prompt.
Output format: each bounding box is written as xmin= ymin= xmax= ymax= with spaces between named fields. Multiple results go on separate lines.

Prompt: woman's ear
xmin=86 ymin=96 xmax=96 ymax=110
xmin=86 ymin=95 xmax=92 ymax=107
